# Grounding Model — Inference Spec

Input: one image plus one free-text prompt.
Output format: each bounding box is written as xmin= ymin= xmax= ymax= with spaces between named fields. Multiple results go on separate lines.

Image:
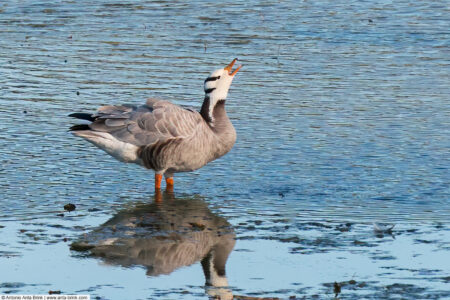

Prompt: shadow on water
xmin=70 ymin=192 xmax=236 ymax=299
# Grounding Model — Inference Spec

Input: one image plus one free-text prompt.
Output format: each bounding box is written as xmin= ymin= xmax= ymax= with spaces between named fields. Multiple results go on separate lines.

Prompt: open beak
xmin=224 ymin=58 xmax=242 ymax=76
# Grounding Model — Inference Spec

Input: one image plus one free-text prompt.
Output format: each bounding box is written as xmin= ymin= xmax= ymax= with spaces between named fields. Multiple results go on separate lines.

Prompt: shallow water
xmin=0 ymin=0 xmax=449 ymax=299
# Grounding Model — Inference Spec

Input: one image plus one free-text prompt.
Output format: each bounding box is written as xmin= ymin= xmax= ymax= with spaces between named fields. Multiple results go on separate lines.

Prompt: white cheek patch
xmin=204 ymin=81 xmax=216 ymax=92
xmin=210 ymin=86 xmax=228 ymax=101
xmin=207 ymin=87 xmax=229 ymax=123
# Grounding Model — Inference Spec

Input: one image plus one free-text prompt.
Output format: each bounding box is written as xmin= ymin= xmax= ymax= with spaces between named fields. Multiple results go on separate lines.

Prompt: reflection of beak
xmin=224 ymin=58 xmax=242 ymax=76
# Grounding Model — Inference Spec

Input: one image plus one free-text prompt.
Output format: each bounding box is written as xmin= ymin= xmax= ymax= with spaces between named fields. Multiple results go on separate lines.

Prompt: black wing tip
xmin=69 ymin=124 xmax=90 ymax=131
xmin=68 ymin=113 xmax=95 ymax=121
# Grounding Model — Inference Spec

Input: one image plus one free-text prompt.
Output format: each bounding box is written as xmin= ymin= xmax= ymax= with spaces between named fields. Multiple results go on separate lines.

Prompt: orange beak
xmin=224 ymin=58 xmax=242 ymax=76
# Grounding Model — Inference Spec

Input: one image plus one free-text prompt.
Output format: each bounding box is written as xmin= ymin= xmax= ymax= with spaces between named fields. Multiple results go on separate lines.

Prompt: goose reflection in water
xmin=71 ymin=193 xmax=235 ymax=299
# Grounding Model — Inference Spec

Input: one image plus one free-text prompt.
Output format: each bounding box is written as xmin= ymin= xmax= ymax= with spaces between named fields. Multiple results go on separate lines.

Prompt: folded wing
xmin=87 ymin=98 xmax=202 ymax=146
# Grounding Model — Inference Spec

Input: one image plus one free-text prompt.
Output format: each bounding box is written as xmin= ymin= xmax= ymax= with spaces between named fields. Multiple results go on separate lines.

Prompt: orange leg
xmin=155 ymin=173 xmax=162 ymax=190
xmin=166 ymin=177 xmax=174 ymax=192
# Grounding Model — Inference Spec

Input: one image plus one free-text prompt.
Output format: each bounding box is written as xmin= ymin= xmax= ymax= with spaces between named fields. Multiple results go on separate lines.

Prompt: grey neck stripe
xmin=200 ymin=96 xmax=212 ymax=122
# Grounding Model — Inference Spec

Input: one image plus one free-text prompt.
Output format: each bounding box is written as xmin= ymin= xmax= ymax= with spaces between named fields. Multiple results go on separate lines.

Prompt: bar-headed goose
xmin=69 ymin=59 xmax=242 ymax=191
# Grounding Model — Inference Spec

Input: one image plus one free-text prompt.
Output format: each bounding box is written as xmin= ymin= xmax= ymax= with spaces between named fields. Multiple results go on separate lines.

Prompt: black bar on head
xmin=205 ymin=76 xmax=220 ymax=82
xmin=204 ymin=88 xmax=216 ymax=94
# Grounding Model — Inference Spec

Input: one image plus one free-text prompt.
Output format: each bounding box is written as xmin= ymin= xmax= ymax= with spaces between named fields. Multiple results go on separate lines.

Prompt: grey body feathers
xmin=70 ymin=98 xmax=236 ymax=175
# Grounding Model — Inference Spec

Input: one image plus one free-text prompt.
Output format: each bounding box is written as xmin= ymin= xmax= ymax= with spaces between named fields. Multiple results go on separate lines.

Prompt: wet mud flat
xmin=1 ymin=193 xmax=449 ymax=299
xmin=233 ymin=218 xmax=450 ymax=299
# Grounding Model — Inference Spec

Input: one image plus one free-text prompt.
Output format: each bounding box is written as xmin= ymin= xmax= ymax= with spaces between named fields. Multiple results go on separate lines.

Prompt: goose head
xmin=201 ymin=58 xmax=242 ymax=123
xmin=204 ymin=58 xmax=242 ymax=101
